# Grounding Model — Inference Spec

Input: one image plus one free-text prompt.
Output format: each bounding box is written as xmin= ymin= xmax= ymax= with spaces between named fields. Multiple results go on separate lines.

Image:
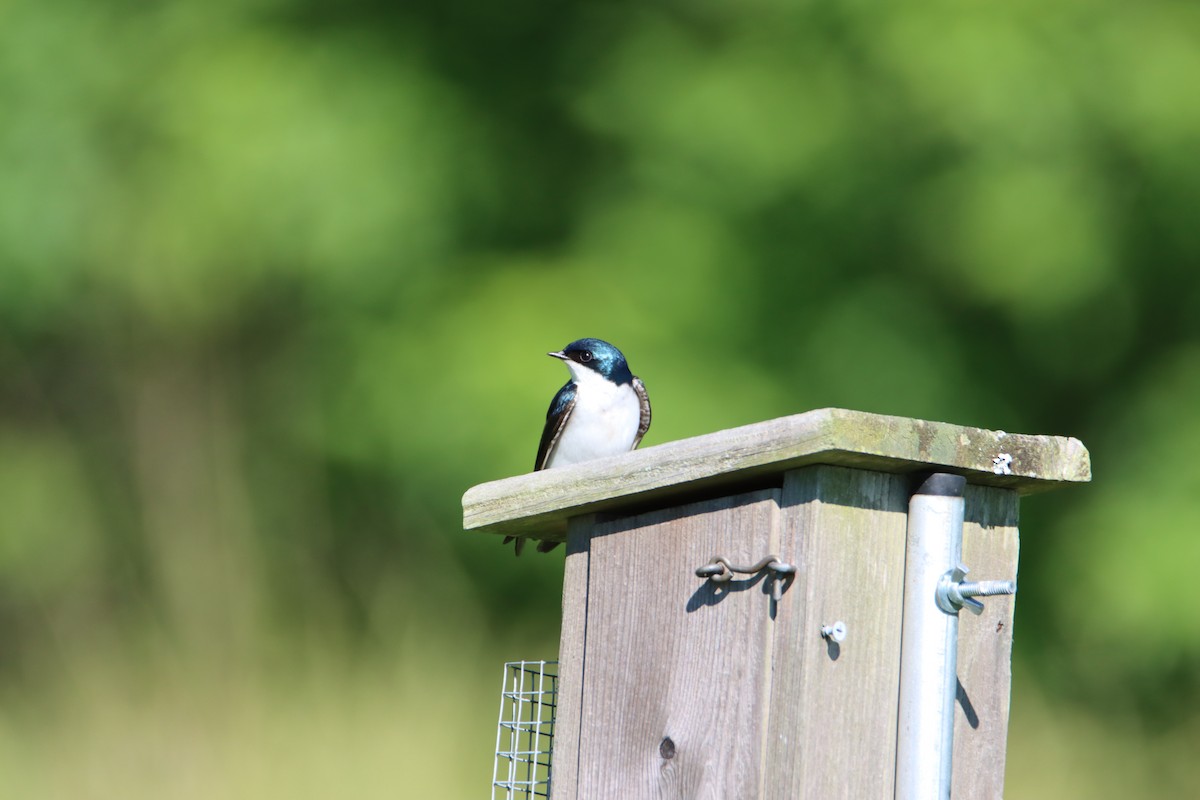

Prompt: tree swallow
xmin=506 ymin=338 xmax=651 ymax=555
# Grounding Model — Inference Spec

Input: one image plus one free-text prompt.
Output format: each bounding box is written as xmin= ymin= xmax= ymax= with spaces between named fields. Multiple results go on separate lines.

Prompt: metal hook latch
xmin=695 ymin=555 xmax=796 ymax=601
xmin=935 ymin=564 xmax=1016 ymax=616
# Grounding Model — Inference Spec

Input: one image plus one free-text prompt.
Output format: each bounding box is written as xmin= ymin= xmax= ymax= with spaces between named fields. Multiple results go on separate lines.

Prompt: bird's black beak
xmin=547 ymin=351 xmax=568 ymax=360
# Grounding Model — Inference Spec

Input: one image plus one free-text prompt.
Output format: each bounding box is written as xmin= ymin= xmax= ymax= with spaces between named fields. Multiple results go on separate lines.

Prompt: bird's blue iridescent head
xmin=549 ymin=338 xmax=634 ymax=384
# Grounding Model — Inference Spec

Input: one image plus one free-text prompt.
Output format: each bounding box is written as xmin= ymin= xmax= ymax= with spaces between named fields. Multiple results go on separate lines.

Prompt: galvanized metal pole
xmin=895 ymin=473 xmax=966 ymax=800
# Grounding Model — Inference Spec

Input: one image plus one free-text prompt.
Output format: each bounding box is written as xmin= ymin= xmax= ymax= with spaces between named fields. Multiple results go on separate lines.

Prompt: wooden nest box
xmin=464 ymin=408 xmax=1090 ymax=800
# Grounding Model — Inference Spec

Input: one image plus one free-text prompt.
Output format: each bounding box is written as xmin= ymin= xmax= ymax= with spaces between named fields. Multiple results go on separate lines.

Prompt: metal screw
xmin=936 ymin=565 xmax=1016 ymax=616
xmin=820 ymin=621 xmax=847 ymax=643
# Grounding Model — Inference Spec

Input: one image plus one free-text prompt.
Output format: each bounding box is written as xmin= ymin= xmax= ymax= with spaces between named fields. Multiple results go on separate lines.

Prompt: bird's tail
xmin=500 ymin=535 xmax=561 ymax=555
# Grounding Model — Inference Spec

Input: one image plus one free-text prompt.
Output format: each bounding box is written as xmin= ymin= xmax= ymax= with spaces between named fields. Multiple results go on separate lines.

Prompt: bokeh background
xmin=2 ymin=0 xmax=1199 ymax=796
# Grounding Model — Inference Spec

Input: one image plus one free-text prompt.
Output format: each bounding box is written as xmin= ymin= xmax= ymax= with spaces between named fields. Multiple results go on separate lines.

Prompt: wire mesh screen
xmin=492 ymin=660 xmax=558 ymax=799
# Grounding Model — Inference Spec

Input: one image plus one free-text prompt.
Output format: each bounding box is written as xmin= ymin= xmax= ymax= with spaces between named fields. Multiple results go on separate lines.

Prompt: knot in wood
xmin=659 ymin=736 xmax=676 ymax=760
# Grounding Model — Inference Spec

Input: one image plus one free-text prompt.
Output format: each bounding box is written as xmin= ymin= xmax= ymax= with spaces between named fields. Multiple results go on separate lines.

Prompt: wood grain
xmin=549 ymin=515 xmax=594 ymax=800
xmin=567 ymin=490 xmax=782 ymax=800
xmin=462 ymin=408 xmax=1090 ymax=542
xmin=766 ymin=465 xmax=911 ymax=799
xmin=952 ymin=485 xmax=1020 ymax=800
xmin=546 ymin=474 xmax=1033 ymax=799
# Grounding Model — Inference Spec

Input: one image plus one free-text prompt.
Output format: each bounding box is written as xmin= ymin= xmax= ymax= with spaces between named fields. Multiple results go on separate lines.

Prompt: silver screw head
xmin=821 ymin=621 xmax=848 ymax=643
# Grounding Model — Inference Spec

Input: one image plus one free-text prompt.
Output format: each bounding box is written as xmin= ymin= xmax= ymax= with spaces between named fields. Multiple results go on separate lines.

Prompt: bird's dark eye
xmin=578 ymin=351 xmax=593 ymax=363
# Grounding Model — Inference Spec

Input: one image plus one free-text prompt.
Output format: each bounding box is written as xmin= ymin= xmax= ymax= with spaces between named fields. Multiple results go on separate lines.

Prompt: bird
xmin=506 ymin=338 xmax=651 ymax=555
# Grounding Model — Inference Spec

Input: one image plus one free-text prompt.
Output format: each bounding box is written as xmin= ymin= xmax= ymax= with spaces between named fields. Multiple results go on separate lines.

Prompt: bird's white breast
xmin=547 ymin=367 xmax=642 ymax=468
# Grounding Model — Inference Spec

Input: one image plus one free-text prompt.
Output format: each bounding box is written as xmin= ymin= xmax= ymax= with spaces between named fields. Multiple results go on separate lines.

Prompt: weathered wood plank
xmin=952 ymin=485 xmax=1020 ymax=799
xmin=463 ymin=408 xmax=1090 ymax=541
xmin=766 ymin=465 xmax=910 ymax=799
xmin=549 ymin=515 xmax=594 ymax=800
xmin=572 ymin=490 xmax=781 ymax=799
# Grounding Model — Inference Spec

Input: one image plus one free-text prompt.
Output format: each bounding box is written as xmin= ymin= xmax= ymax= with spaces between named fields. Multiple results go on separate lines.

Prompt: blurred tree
xmin=1 ymin=0 xmax=1198 ymax=796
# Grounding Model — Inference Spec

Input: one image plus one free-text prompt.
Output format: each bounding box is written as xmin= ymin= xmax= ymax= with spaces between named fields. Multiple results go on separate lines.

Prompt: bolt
xmin=937 ymin=565 xmax=1016 ymax=616
xmin=958 ymin=580 xmax=1017 ymax=599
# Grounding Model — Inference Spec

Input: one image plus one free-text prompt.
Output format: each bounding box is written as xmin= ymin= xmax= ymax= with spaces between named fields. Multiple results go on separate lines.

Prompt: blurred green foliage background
xmin=1 ymin=0 xmax=1198 ymax=796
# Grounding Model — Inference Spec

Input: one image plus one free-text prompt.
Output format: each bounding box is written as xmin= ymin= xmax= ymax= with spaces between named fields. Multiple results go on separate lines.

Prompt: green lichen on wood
xmin=462 ymin=408 xmax=1091 ymax=539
